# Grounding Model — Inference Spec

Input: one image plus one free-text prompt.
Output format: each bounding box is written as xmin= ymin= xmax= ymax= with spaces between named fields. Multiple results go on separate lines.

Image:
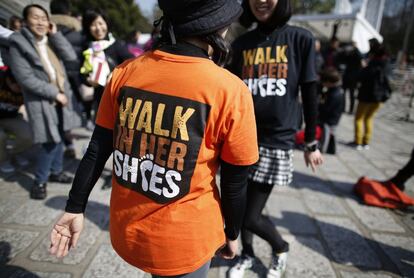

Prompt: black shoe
xmin=49 ymin=172 xmax=73 ymax=184
xmin=388 ymin=178 xmax=406 ymax=191
xmin=30 ymin=182 xmax=47 ymax=200
xmin=64 ymin=148 xmax=76 ymax=159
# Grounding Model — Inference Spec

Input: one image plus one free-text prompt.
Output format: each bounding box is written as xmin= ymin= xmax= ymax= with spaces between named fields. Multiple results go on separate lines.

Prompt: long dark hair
xmin=153 ymin=18 xmax=231 ymax=67
xmin=240 ymin=0 xmax=292 ymax=29
xmin=82 ymin=9 xmax=110 ymax=41
xmin=203 ymin=33 xmax=231 ymax=66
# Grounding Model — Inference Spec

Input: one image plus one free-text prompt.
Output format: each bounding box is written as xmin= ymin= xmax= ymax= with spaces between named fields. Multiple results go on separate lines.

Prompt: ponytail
xmin=203 ymin=32 xmax=231 ymax=67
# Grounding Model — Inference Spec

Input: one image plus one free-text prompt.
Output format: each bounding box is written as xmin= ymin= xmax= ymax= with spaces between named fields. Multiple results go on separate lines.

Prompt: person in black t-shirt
xmin=228 ymin=0 xmax=323 ymax=277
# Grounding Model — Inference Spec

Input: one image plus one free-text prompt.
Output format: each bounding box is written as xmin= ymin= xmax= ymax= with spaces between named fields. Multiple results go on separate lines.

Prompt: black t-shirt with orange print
xmin=229 ymin=24 xmax=317 ymax=149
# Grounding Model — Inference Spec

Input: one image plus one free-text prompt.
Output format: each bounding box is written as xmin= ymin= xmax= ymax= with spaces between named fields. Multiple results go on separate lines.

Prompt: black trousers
xmin=391 ymin=147 xmax=414 ymax=190
xmin=241 ymin=181 xmax=289 ymax=256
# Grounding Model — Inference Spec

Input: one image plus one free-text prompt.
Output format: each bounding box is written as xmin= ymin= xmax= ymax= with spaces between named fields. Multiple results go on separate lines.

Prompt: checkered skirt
xmin=248 ymin=146 xmax=294 ymax=186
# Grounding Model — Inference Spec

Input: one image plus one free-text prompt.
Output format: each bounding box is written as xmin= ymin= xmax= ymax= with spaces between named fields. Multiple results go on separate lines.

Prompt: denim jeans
xmin=34 ymin=142 xmax=64 ymax=183
xmin=151 ymin=260 xmax=211 ymax=278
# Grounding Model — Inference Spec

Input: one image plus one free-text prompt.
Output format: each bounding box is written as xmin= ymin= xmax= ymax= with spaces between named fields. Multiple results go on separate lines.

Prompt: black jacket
xmin=319 ymin=86 xmax=344 ymax=126
xmin=358 ymin=58 xmax=392 ymax=103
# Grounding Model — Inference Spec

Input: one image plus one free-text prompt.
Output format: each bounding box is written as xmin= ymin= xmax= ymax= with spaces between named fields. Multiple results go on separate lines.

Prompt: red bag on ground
xmin=354 ymin=177 xmax=414 ymax=209
xmin=295 ymin=125 xmax=322 ymax=145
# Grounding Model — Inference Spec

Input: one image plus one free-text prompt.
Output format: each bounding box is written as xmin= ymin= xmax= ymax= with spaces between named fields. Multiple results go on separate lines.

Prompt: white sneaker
xmin=363 ymin=144 xmax=370 ymax=150
xmin=228 ymin=254 xmax=255 ymax=278
xmin=267 ymin=252 xmax=288 ymax=278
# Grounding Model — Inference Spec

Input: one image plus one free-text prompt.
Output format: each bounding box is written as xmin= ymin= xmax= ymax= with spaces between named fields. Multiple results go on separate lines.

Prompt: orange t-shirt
xmin=96 ymin=50 xmax=258 ymax=276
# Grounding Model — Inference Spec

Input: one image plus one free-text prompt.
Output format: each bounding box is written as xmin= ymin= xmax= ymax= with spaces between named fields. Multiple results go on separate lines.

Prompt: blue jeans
xmin=151 ymin=260 xmax=211 ymax=278
xmin=34 ymin=142 xmax=64 ymax=183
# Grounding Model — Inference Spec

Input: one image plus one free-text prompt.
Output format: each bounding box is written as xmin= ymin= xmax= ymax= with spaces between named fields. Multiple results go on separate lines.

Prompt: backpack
xmin=372 ymin=65 xmax=392 ymax=102
xmin=358 ymin=62 xmax=392 ymax=103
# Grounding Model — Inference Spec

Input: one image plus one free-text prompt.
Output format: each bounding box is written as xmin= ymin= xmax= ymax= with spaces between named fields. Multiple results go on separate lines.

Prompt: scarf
xmin=80 ymin=33 xmax=116 ymax=85
xmin=35 ymin=36 xmax=66 ymax=93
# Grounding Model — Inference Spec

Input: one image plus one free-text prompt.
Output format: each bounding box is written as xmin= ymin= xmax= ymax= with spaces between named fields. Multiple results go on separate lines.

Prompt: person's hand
xmin=50 ymin=212 xmax=84 ymax=258
xmin=87 ymin=77 xmax=100 ymax=88
xmin=218 ymin=238 xmax=238 ymax=259
xmin=304 ymin=149 xmax=324 ymax=172
xmin=48 ymin=22 xmax=57 ymax=35
xmin=56 ymin=93 xmax=68 ymax=106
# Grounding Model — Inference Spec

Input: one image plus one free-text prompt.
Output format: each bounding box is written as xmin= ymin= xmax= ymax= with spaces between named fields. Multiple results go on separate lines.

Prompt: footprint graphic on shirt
xmin=139 ymin=154 xmax=154 ymax=191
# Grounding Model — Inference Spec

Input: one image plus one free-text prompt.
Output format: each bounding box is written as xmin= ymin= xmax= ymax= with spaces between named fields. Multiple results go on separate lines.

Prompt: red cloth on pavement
xmin=354 ymin=177 xmax=414 ymax=209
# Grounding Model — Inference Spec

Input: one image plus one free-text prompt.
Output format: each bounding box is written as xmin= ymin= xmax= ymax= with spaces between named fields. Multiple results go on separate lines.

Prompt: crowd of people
xmin=312 ymin=35 xmax=392 ymax=153
xmin=0 ymin=0 xmax=146 ymax=197
xmin=0 ymin=0 xmax=412 ymax=278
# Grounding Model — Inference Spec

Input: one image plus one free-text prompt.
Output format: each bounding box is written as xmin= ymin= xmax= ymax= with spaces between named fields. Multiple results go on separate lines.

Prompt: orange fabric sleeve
xmin=95 ymin=71 xmax=118 ymax=130
xmin=220 ymin=84 xmax=259 ymax=166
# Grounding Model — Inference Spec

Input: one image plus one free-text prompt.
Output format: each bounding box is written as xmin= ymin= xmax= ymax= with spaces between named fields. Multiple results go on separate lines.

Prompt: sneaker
xmin=30 ymin=182 xmax=47 ymax=200
xmin=363 ymin=144 xmax=370 ymax=150
xmin=347 ymin=142 xmax=363 ymax=150
xmin=0 ymin=161 xmax=15 ymax=173
xmin=49 ymin=172 xmax=73 ymax=184
xmin=267 ymin=252 xmax=288 ymax=278
xmin=228 ymin=254 xmax=255 ymax=278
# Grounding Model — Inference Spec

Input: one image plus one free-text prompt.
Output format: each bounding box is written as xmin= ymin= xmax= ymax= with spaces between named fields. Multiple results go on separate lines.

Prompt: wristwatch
xmin=304 ymin=140 xmax=318 ymax=152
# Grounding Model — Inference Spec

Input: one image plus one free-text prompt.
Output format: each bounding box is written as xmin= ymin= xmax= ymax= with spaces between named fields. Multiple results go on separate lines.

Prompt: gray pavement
xmin=0 ymin=91 xmax=414 ymax=278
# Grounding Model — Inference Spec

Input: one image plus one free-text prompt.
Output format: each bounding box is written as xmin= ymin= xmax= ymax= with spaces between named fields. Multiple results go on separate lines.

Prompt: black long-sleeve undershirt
xmin=301 ymin=81 xmax=318 ymax=143
xmin=220 ymin=161 xmax=249 ymax=240
xmin=65 ymin=125 xmax=113 ymax=213
xmin=65 ymin=125 xmax=249 ymax=240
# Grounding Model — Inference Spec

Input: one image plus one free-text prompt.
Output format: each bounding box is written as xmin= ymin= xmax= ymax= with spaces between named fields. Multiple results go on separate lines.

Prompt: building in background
xmin=291 ymin=0 xmax=385 ymax=53
xmin=0 ymin=0 xmax=51 ymax=24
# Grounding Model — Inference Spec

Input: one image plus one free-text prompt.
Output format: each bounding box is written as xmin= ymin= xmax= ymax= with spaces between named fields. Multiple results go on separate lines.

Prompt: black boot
xmin=30 ymin=182 xmax=47 ymax=200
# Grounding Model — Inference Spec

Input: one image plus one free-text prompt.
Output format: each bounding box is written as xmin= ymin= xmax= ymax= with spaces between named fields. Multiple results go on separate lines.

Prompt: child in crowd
xmin=318 ymin=68 xmax=344 ymax=154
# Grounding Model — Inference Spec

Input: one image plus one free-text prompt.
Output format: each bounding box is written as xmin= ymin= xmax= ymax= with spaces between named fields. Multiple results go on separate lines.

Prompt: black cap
xmin=158 ymin=0 xmax=243 ymax=37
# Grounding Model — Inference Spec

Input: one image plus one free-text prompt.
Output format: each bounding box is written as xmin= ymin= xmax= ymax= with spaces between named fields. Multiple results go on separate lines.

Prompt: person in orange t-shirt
xmin=49 ymin=0 xmax=259 ymax=277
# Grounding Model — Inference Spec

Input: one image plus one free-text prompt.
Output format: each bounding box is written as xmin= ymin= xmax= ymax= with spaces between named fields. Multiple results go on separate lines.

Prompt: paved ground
xmin=0 ymin=90 xmax=413 ymax=278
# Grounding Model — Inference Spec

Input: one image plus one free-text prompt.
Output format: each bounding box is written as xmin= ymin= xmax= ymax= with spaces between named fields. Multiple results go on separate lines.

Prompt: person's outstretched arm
xmin=50 ymin=125 xmax=113 ymax=258
xmin=218 ymin=160 xmax=249 ymax=259
xmin=301 ymin=81 xmax=323 ymax=172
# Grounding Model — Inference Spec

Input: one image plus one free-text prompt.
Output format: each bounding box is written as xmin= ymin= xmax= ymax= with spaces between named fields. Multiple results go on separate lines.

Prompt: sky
xmin=135 ymin=0 xmax=157 ymax=17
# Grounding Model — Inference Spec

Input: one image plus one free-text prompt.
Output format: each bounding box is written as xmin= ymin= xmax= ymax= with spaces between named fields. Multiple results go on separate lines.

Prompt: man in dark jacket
xmin=342 ymin=42 xmax=363 ymax=114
